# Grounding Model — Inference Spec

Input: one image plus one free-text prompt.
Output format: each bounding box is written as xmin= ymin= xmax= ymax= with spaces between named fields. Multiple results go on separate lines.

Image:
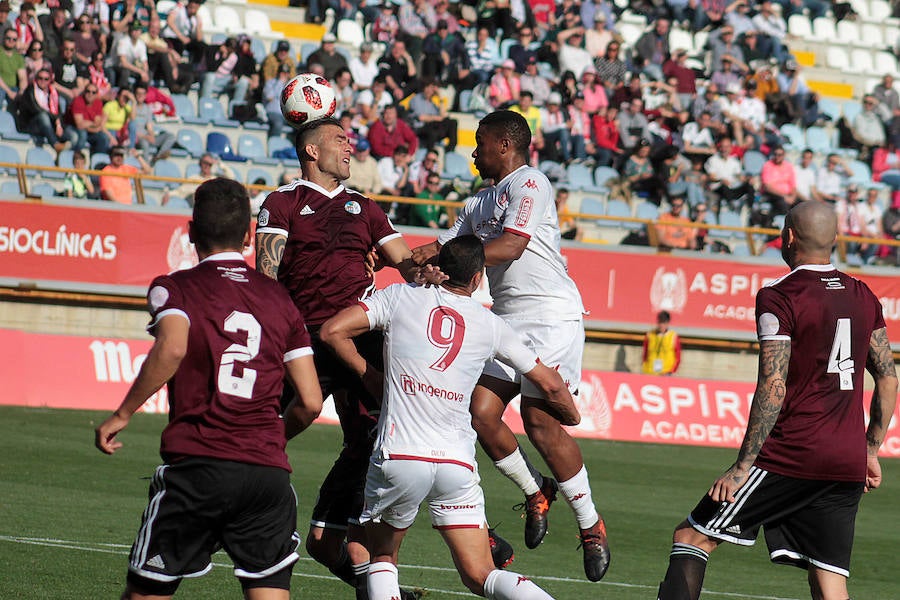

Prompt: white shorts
xmin=360 ymin=456 xmax=486 ymax=531
xmin=483 ymin=317 xmax=584 ymax=399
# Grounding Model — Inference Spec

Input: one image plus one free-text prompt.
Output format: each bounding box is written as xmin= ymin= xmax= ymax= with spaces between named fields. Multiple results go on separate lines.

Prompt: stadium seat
xmin=813 ymin=17 xmax=837 ymax=42
xmin=841 ymin=100 xmax=862 ymax=123
xmin=850 ymin=48 xmax=876 ymax=75
xmin=668 ymin=28 xmax=694 ymax=54
xmin=605 ymin=198 xmax=637 ymax=229
xmin=156 ymin=0 xmax=176 ymax=17
xmin=210 ymin=32 xmax=227 ymax=45
xmin=634 ymin=200 xmax=659 ymax=221
xmin=244 ymin=9 xmax=273 ymax=36
xmin=578 ymin=196 xmax=605 ymax=217
xmin=711 ymin=209 xmax=743 ymax=239
xmin=172 ymin=94 xmax=202 ymax=124
xmin=91 ymin=152 xmax=110 ymax=169
xmin=165 ymin=195 xmax=192 ymax=210
xmin=336 ymin=19 xmax=365 ymax=47
xmin=197 ymin=4 xmax=220 ymax=35
xmin=238 ymin=134 xmax=282 ymax=165
xmin=299 ymin=42 xmax=317 ymax=64
xmin=848 ymin=159 xmax=873 ymax=184
xmin=250 ymin=37 xmax=268 ymax=64
xmin=499 ymin=37 xmax=517 ymax=60
xmin=742 ymin=150 xmax=766 ymax=176
xmin=207 ymin=132 xmax=246 ymax=162
xmin=441 ymin=151 xmax=475 ymax=182
xmin=0 ymin=180 xmax=20 ymax=195
xmin=196 ymin=97 xmax=241 ymax=128
xmin=836 ymin=20 xmax=860 ymax=45
xmin=825 ymin=46 xmax=850 ymax=71
xmin=146 ymin=159 xmax=182 ymax=190
xmin=56 ymin=149 xmax=74 ymax=170
xmin=860 ymin=23 xmax=884 ymax=48
xmin=246 ymin=166 xmax=275 ymax=187
xmin=30 ymin=182 xmax=57 ymax=198
xmin=0 ymin=143 xmax=21 ymax=174
xmin=566 ymin=163 xmax=604 ymax=192
xmin=817 ymin=98 xmax=841 ymax=123
xmin=0 ymin=111 xmax=30 ymax=142
xmin=787 ymin=14 xmax=813 ymax=38
xmin=267 ymin=136 xmax=293 ymax=160
xmin=867 ymin=0 xmax=893 ymax=21
xmin=214 ymin=5 xmax=242 ymax=34
xmin=593 ymin=166 xmax=620 ymax=190
xmin=25 ymin=147 xmax=58 ymax=179
xmin=805 ymin=126 xmax=835 ymax=154
xmin=730 ymin=241 xmax=751 ymax=256
xmin=176 ymin=128 xmax=204 ymax=158
xmin=617 ymin=23 xmax=643 ymax=46
xmin=458 ymin=90 xmax=472 ymax=113
xmin=539 ymin=159 xmax=566 ymax=182
xmin=874 ymin=51 xmax=898 ymax=76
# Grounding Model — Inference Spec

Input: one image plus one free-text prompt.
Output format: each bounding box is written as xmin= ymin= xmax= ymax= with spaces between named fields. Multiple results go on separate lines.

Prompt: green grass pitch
xmin=1 ymin=405 xmax=896 ymax=599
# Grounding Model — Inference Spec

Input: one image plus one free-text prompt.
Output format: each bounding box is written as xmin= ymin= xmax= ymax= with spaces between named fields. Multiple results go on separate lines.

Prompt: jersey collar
xmin=201 ymin=251 xmax=245 ymax=263
xmin=495 ymin=164 xmax=529 ymax=188
xmin=299 ymin=178 xmax=345 ymax=199
xmin=792 ymin=263 xmax=836 ymax=272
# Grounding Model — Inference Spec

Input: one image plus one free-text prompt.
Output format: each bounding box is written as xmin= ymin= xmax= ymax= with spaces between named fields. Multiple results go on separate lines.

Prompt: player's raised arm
xmin=283 ymin=355 xmax=325 ymax=440
xmin=482 ymin=231 xmax=529 ymax=266
xmin=255 ymin=231 xmax=286 ymax=280
xmin=380 ymin=237 xmax=447 ymax=286
xmin=94 ymin=314 xmax=189 ymax=454
xmin=863 ymin=326 xmax=898 ymax=492
xmin=709 ymin=338 xmax=790 ymax=502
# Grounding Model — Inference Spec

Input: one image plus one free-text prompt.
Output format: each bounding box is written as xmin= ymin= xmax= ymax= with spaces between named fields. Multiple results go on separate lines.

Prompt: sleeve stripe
xmin=146 ymin=308 xmax=190 ymax=331
xmin=376 ymin=232 xmax=403 ymax=246
xmin=759 ymin=334 xmax=791 ymax=341
xmin=256 ymin=226 xmax=290 ymax=236
xmin=358 ymin=301 xmax=370 ymax=311
xmin=502 ymin=227 xmax=531 ymax=240
xmin=284 ymin=347 xmax=314 ymax=362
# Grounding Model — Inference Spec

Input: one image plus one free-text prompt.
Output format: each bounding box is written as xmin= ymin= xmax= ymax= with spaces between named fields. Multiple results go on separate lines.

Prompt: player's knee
xmin=305 ymin=534 xmax=332 ymax=564
xmin=457 ymin=566 xmax=490 ymax=596
xmin=470 ymin=402 xmax=503 ymax=436
xmin=673 ymin=522 xmax=717 ymax=553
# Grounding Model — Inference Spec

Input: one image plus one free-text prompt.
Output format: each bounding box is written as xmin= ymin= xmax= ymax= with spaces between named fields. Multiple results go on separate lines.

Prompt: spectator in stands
xmin=63 ymin=150 xmax=95 ymax=198
xmin=594 ymin=41 xmax=626 ymax=98
xmin=0 ymin=27 xmax=24 ymax=106
xmin=17 ymin=66 xmax=69 ymax=153
xmin=794 ymin=148 xmax=819 ymax=202
xmin=539 ymin=92 xmax=574 ymax=163
xmin=379 ymin=39 xmax=417 ymax=101
xmin=851 ymin=95 xmax=887 ymax=161
xmin=751 ymin=1 xmax=788 ymax=59
xmin=624 ymin=138 xmax=661 ymax=204
xmin=103 ymin=86 xmax=133 ymax=145
xmin=74 ymin=0 xmax=110 ymax=53
xmin=305 ymin=32 xmax=348 ymax=80
xmin=584 ymin=12 xmax=613 ymax=59
xmin=708 ymin=27 xmax=747 ymax=74
xmin=65 ymin=82 xmax=113 ymax=154
xmin=353 ymin=75 xmax=391 ymax=134
xmin=691 ymin=202 xmax=711 ymax=250
xmin=516 ymin=55 xmax=550 ymax=108
xmin=721 ymin=81 xmax=765 ymax=150
xmin=410 ymin=172 xmax=447 ymax=229
xmin=725 ymin=1 xmax=754 ymax=38
xmin=331 ymin=67 xmax=355 ymax=116
xmin=130 ymin=83 xmax=177 ymax=162
xmin=705 ymin=136 xmax=754 ymax=212
xmin=397 ymin=0 xmax=436 ymax=65
xmin=73 ymin=14 xmax=100 ymax=67
xmin=873 ymin=74 xmax=899 ymax=116
xmin=367 ymin=103 xmax=418 ymax=159
xmin=99 ymin=145 xmax=150 ymax=203
xmin=568 ymin=92 xmax=594 ymax=163
xmin=466 ymin=26 xmax=499 ymax=84
xmin=110 ymin=0 xmax=154 ymax=36
xmin=558 ymin=26 xmax=594 ymax=79
xmin=40 ymin=8 xmax=69 ymax=62
xmin=371 ymin=3 xmax=400 ymax=44
xmin=408 ymin=77 xmax=458 ymax=153
xmin=691 ymin=83 xmax=725 ymax=126
xmin=87 ymin=50 xmax=114 ymax=101
xmin=143 ymin=18 xmax=190 ymax=93
xmin=858 ymin=187 xmax=885 ymax=264
xmin=759 ymin=146 xmax=797 ymax=216
xmin=555 ymin=187 xmax=581 ymax=241
xmin=115 ymin=21 xmax=148 ymax=89
xmin=432 ymin=0 xmax=459 ymax=33
xmin=24 ymin=40 xmax=52 ymax=86
xmin=591 ymin=104 xmax=622 ymax=167
xmin=681 ymin=111 xmax=716 ymax=160
xmin=872 ymin=140 xmax=900 ymax=189
xmin=409 ymin=147 xmax=440 ymax=192
xmin=579 ymin=66 xmax=608 ymax=112
xmin=777 ymin=59 xmax=818 ymax=127
xmin=53 ymin=39 xmax=87 ymax=114
xmin=262 ymin=63 xmax=290 ymax=140
xmin=0 ymin=1 xmax=12 ymax=38
xmin=161 ymin=152 xmax=235 ymax=206
xmin=709 ymin=57 xmax=743 ymax=98
xmin=422 ymin=19 xmax=474 ymax=99
xmin=836 ymin=184 xmax=865 ymax=260
xmin=737 ymin=30 xmax=769 ymax=68
xmin=656 ymin=195 xmax=696 ymax=250
xmin=773 ymin=0 xmax=827 ymax=22
xmin=377 ymin=143 xmax=415 ymax=221
xmin=201 ymin=37 xmax=250 ymax=112
xmin=14 ymin=3 xmax=42 ymax=55
xmin=345 ymin=138 xmax=381 ymax=195
xmin=618 ymin=97 xmax=651 ymax=153
xmin=348 ymin=41 xmax=378 ymax=91
xmin=262 ymin=40 xmax=296 ymax=86
xmin=881 ymin=193 xmax=900 ymax=265
xmin=662 ymin=49 xmax=696 ymax=112
xmin=642 ymin=310 xmax=681 ymax=375
xmin=634 ymin=18 xmax=670 ymax=82
xmin=489 ymin=59 xmax=521 ymax=109
xmin=693 ymin=0 xmax=728 ymax=32
xmin=815 ymin=153 xmax=854 ymax=204
xmin=162 ymin=0 xmax=206 ymax=71
xmin=508 ymin=25 xmax=539 ymax=72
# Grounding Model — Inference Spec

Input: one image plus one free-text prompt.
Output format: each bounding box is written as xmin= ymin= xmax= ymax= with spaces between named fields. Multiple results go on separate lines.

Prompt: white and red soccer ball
xmin=280 ymin=72 xmax=337 ymax=128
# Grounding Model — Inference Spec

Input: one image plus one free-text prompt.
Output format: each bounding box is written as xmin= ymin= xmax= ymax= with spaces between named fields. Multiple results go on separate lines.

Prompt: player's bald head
xmin=783 ymin=201 xmax=836 ymax=262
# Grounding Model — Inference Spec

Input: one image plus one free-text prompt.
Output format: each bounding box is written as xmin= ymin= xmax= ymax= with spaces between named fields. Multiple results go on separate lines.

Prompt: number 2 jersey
xmin=438 ymin=165 xmax=584 ymax=320
xmin=754 ymin=264 xmax=885 ymax=482
xmin=361 ymin=283 xmax=539 ymax=469
xmin=147 ymin=253 xmax=313 ymax=472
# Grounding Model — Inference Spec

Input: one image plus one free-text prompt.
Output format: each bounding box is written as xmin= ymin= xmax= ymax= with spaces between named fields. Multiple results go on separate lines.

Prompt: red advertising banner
xmin=2 ymin=329 xmax=897 ymax=458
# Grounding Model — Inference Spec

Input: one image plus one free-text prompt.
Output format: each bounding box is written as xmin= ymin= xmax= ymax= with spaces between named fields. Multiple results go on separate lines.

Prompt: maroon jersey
xmin=257 ymin=180 xmax=401 ymax=325
xmin=754 ymin=264 xmax=885 ymax=482
xmin=147 ymin=253 xmax=313 ymax=471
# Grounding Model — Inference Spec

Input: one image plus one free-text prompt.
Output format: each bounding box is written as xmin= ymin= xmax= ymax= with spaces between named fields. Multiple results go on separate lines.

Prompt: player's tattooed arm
xmin=255 ymin=232 xmax=286 ymax=280
xmin=709 ymin=339 xmax=789 ymax=502
xmin=864 ymin=327 xmax=898 ymax=453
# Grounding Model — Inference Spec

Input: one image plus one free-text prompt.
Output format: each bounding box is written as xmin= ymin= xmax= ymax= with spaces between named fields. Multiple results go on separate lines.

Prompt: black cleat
xmin=488 ymin=528 xmax=515 ymax=568
xmin=400 ymin=588 xmax=426 ymax=599
xmin=516 ymin=477 xmax=558 ymax=549
xmin=579 ymin=517 xmax=611 ymax=582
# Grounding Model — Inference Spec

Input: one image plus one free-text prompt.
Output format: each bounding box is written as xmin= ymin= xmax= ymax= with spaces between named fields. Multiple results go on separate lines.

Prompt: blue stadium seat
xmin=91 ymin=152 xmax=110 ymax=169
xmin=0 ymin=180 xmax=21 ymax=195
xmin=30 ymin=182 xmax=58 ymax=197
xmin=146 ymin=159 xmax=182 ymax=190
xmin=246 ymin=166 xmax=275 ymax=187
xmin=593 ymin=165 xmax=619 ymax=190
xmin=779 ymin=123 xmax=805 ymax=150
xmin=635 ymin=200 xmax=659 ymax=221
xmin=207 ymin=132 xmax=247 ymax=162
xmin=566 ymin=163 xmax=604 ymax=192
xmin=267 ymin=136 xmax=293 ymax=160
xmin=197 ymin=96 xmax=241 ymax=128
xmin=176 ymin=128 xmax=204 ymax=159
xmin=578 ymin=197 xmax=605 ymax=217
xmin=0 ymin=143 xmax=21 ymax=174
xmin=817 ymin=98 xmax=841 ymax=123
xmin=841 ymin=100 xmax=862 ymax=124
xmin=172 ymin=94 xmax=203 ymax=125
xmin=848 ymin=159 xmax=872 ymax=185
xmin=238 ymin=134 xmax=281 ymax=165
xmin=26 ymin=147 xmax=59 ymax=178
xmin=804 ymin=126 xmax=834 ymax=155
xmin=0 ymin=111 xmax=30 ymax=141
xmin=604 ymin=198 xmax=636 ymax=229
xmin=164 ymin=195 xmax=192 ymax=210
xmin=742 ymin=150 xmax=766 ymax=176
xmin=57 ymin=149 xmax=74 ymax=170
xmin=441 ymin=151 xmax=474 ymax=182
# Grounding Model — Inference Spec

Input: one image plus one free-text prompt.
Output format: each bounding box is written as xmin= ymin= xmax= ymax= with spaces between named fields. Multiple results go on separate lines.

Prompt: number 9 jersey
xmin=754 ymin=263 xmax=885 ymax=482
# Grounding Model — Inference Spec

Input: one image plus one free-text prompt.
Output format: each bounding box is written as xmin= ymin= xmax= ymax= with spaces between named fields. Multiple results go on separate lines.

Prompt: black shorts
xmin=127 ymin=458 xmax=300 ymax=590
xmin=688 ymin=466 xmax=864 ymax=576
xmin=307 ymin=326 xmax=383 ymax=529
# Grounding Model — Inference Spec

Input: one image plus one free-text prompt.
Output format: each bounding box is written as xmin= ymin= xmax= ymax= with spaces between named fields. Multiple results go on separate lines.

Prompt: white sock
xmin=557 ymin=466 xmax=599 ymax=530
xmin=367 ymin=561 xmax=400 ymax=600
xmin=484 ymin=569 xmax=555 ymax=599
xmin=494 ymin=447 xmax=541 ymax=496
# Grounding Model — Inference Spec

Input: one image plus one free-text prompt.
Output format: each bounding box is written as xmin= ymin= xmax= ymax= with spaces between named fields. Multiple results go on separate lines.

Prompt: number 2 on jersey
xmin=427 ymin=306 xmax=465 ymax=372
xmin=827 ymin=318 xmax=854 ymax=390
xmin=217 ymin=311 xmax=261 ymax=398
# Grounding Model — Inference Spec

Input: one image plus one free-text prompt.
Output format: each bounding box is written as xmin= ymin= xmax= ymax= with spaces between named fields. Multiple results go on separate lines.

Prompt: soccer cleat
xmin=515 ymin=477 xmax=558 ymax=549
xmin=578 ymin=517 xmax=611 ymax=582
xmin=400 ymin=588 xmax=426 ymax=599
xmin=488 ymin=528 xmax=515 ymax=568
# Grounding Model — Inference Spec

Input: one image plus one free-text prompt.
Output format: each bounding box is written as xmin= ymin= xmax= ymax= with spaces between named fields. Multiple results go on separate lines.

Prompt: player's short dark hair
xmin=439 ymin=235 xmax=485 ymax=288
xmin=191 ymin=178 xmax=250 ymax=253
xmin=294 ymin=116 xmax=342 ymax=162
xmin=657 ymin=310 xmax=671 ymax=323
xmin=478 ymin=110 xmax=531 ymax=156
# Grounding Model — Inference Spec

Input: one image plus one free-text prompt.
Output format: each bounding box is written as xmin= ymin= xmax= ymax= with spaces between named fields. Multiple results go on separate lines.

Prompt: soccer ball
xmin=280 ymin=73 xmax=337 ymax=128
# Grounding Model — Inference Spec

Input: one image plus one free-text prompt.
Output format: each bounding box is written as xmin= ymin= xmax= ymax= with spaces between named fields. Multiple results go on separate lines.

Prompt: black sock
xmin=658 ymin=543 xmax=709 ymax=600
xmin=327 ymin=543 xmax=357 ymax=588
xmin=353 ymin=561 xmax=370 ymax=599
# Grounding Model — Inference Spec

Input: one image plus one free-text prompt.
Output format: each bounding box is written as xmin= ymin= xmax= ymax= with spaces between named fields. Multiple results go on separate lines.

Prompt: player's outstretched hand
xmin=365 ymin=247 xmax=384 ymax=276
xmin=95 ymin=411 xmax=130 ymax=455
xmin=411 ymin=241 xmax=440 ymax=266
xmin=545 ymin=388 xmax=581 ymax=426
xmin=708 ymin=463 xmax=749 ymax=503
xmin=864 ymin=454 xmax=882 ymax=493
xmin=414 ymin=264 xmax=448 ymax=287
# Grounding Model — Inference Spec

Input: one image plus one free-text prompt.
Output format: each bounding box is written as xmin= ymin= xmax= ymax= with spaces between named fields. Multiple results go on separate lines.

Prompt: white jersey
xmin=362 ymin=283 xmax=538 ymax=469
xmin=438 ymin=165 xmax=584 ymax=320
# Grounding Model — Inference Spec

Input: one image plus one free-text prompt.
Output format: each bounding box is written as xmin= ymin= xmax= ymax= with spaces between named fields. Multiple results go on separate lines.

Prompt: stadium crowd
xmin=2 ymin=0 xmax=900 ymax=263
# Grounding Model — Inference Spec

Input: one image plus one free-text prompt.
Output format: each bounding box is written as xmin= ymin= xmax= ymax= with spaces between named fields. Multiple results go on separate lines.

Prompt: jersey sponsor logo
xmin=399 ymin=373 xmax=465 ymax=402
xmin=497 ymin=191 xmax=509 ymax=209
xmin=522 ymin=178 xmax=539 ymax=190
xmin=217 ymin=265 xmax=249 ymax=283
xmin=821 ymin=276 xmax=845 ymax=290
xmin=438 ymin=503 xmax=478 ymax=510
xmin=650 ymin=267 xmax=688 ymax=313
xmin=344 ymin=200 xmax=362 ymax=215
xmin=148 ymin=285 xmax=169 ymax=311
xmin=514 ymin=196 xmax=533 ymax=227
xmin=257 ymin=208 xmax=270 ymax=227
xmin=757 ymin=312 xmax=779 ymax=336
xmin=299 ymin=204 xmax=315 ymax=215
xmin=145 ymin=554 xmax=166 ymax=569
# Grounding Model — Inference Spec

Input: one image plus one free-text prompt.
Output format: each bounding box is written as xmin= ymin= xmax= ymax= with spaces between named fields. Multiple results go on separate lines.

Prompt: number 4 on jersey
xmin=827 ymin=318 xmax=854 ymax=391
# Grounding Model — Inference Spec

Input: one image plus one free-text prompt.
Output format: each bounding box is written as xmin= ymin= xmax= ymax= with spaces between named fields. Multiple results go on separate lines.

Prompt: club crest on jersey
xmin=257 ymin=208 xmax=270 ymax=227
xmin=515 ymin=196 xmax=533 ymax=227
xmin=497 ymin=191 xmax=509 ymax=209
xmin=522 ymin=178 xmax=539 ymax=190
xmin=344 ymin=200 xmax=361 ymax=215
xmin=148 ymin=285 xmax=169 ymax=311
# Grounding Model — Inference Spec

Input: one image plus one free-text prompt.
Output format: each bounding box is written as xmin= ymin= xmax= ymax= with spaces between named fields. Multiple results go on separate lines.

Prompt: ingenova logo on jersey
xmin=0 ymin=225 xmax=117 ymax=259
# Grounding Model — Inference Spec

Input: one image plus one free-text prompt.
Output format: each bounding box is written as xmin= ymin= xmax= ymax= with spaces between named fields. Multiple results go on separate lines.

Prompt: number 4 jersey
xmin=754 ymin=264 xmax=885 ymax=482
xmin=361 ymin=283 xmax=538 ymax=470
xmin=146 ymin=253 xmax=313 ymax=471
